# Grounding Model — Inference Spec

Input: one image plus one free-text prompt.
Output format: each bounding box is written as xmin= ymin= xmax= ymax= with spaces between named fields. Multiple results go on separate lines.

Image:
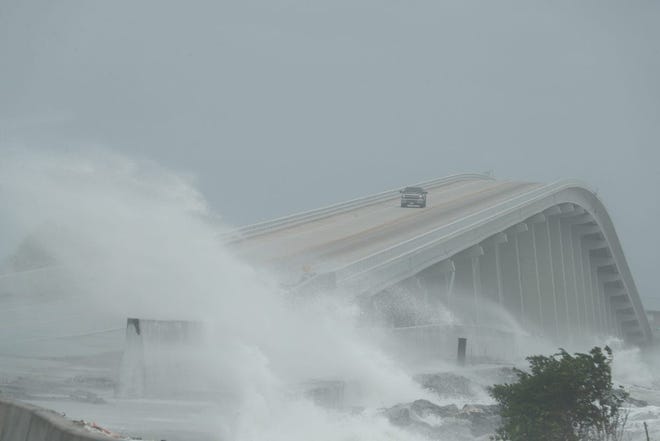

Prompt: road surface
xmin=230 ymin=178 xmax=540 ymax=282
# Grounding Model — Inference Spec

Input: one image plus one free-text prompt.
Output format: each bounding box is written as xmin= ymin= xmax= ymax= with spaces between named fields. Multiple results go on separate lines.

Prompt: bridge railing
xmin=223 ymin=172 xmax=493 ymax=241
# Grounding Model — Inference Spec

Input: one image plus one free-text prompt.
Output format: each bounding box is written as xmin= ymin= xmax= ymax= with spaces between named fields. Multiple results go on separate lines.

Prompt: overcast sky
xmin=1 ymin=0 xmax=659 ymax=308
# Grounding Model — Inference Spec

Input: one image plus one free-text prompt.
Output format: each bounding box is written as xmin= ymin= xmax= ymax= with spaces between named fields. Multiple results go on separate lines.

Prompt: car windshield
xmin=403 ymin=187 xmax=424 ymax=193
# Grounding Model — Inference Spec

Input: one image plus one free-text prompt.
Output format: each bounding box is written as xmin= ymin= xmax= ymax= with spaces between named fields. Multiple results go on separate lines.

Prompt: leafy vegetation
xmin=490 ymin=346 xmax=628 ymax=441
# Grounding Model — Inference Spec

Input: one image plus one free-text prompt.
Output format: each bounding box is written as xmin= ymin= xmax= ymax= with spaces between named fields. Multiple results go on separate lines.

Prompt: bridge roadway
xmin=230 ymin=178 xmax=541 ymax=283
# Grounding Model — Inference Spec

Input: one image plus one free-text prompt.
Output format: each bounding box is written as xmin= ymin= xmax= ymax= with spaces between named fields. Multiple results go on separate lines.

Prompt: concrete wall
xmin=0 ymin=397 xmax=109 ymax=441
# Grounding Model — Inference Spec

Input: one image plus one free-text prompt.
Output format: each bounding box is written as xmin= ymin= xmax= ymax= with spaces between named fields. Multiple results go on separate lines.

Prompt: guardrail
xmin=224 ymin=172 xmax=493 ymax=241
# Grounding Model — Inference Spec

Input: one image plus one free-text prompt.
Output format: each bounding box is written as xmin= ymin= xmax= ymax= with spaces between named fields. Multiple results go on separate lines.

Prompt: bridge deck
xmin=230 ymin=179 xmax=541 ymax=281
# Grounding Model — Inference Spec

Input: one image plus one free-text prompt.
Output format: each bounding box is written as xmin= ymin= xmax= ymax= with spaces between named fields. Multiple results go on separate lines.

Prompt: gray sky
xmin=1 ymin=1 xmax=659 ymax=308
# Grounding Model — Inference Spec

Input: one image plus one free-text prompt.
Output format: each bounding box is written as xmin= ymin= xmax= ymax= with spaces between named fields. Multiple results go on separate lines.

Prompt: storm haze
xmin=1 ymin=1 xmax=659 ymax=305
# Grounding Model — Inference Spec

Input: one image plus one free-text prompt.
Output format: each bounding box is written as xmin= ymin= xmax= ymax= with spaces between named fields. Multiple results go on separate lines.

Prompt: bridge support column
xmin=440 ymin=259 xmax=456 ymax=308
xmin=413 ymin=258 xmax=455 ymax=320
xmin=606 ymin=288 xmax=617 ymax=337
xmin=583 ymin=238 xmax=609 ymax=336
xmin=565 ymin=213 xmax=596 ymax=336
xmin=550 ymin=204 xmax=574 ymax=342
xmin=599 ymin=271 xmax=623 ymax=338
xmin=596 ymin=266 xmax=617 ymax=337
xmin=452 ymin=246 xmax=485 ymax=325
xmin=559 ymin=212 xmax=581 ymax=338
xmin=562 ymin=209 xmax=591 ymax=337
xmin=516 ymin=218 xmax=543 ymax=335
xmin=453 ymin=250 xmax=478 ymax=325
xmin=607 ymin=286 xmax=629 ymax=339
xmin=591 ymin=264 xmax=605 ymax=335
xmin=607 ymin=286 xmax=622 ymax=339
xmin=500 ymin=225 xmax=526 ymax=321
xmin=534 ymin=210 xmax=560 ymax=340
xmin=602 ymin=275 xmax=618 ymax=338
xmin=479 ymin=233 xmax=508 ymax=308
xmin=579 ymin=239 xmax=598 ymax=334
xmin=545 ymin=206 xmax=573 ymax=342
xmin=468 ymin=246 xmax=485 ymax=325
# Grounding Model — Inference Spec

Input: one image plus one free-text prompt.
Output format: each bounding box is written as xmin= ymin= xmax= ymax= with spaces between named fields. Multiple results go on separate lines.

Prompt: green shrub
xmin=490 ymin=346 xmax=628 ymax=441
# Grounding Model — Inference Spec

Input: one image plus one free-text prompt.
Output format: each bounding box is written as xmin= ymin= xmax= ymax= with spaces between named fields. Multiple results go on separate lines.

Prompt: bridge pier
xmin=585 ymin=244 xmax=609 ymax=335
xmin=584 ymin=237 xmax=609 ymax=336
xmin=544 ymin=206 xmax=571 ymax=342
xmin=564 ymin=214 xmax=594 ymax=336
xmin=590 ymin=257 xmax=611 ymax=336
xmin=599 ymin=271 xmax=624 ymax=339
xmin=608 ymin=287 xmax=629 ymax=332
xmin=559 ymin=211 xmax=581 ymax=338
xmin=438 ymin=259 xmax=456 ymax=309
xmin=479 ymin=233 xmax=507 ymax=308
xmin=471 ymin=247 xmax=484 ymax=326
xmin=562 ymin=206 xmax=591 ymax=335
xmin=547 ymin=205 xmax=572 ymax=342
xmin=532 ymin=213 xmax=560 ymax=339
xmin=516 ymin=216 xmax=544 ymax=335
xmin=594 ymin=260 xmax=618 ymax=337
xmin=577 ymin=235 xmax=598 ymax=334
xmin=601 ymin=268 xmax=620 ymax=339
xmin=453 ymin=246 xmax=484 ymax=325
xmin=579 ymin=236 xmax=599 ymax=334
xmin=500 ymin=224 xmax=527 ymax=323
xmin=411 ymin=258 xmax=457 ymax=321
xmin=421 ymin=259 xmax=456 ymax=311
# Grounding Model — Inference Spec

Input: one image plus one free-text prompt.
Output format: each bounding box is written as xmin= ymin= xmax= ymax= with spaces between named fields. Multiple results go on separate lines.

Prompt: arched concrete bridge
xmin=229 ymin=173 xmax=652 ymax=348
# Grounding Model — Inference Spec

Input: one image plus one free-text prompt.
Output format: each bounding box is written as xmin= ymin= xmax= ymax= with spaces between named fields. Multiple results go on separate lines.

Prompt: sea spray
xmin=0 ymin=148 xmax=433 ymax=440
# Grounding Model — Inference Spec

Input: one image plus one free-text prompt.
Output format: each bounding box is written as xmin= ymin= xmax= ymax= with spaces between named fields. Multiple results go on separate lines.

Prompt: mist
xmin=0 ymin=149 xmax=444 ymax=440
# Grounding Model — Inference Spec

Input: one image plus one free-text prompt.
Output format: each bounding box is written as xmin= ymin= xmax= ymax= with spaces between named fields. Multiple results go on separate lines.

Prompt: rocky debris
xmin=385 ymin=400 xmax=459 ymax=426
xmin=457 ymin=404 xmax=500 ymax=437
xmin=69 ymin=389 xmax=106 ymax=404
xmin=415 ymin=372 xmax=477 ymax=398
xmin=384 ymin=399 xmax=501 ymax=439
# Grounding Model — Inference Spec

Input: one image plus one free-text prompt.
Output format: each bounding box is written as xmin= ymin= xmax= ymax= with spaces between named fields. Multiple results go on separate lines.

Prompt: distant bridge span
xmin=230 ymin=174 xmax=652 ymax=346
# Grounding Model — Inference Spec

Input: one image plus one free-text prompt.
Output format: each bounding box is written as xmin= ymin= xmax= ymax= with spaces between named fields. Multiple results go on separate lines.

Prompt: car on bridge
xmin=400 ymin=186 xmax=427 ymax=208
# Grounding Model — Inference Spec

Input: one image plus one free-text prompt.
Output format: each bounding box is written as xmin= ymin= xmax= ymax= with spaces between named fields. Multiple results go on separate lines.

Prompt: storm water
xmin=1 ymin=148 xmax=659 ymax=441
